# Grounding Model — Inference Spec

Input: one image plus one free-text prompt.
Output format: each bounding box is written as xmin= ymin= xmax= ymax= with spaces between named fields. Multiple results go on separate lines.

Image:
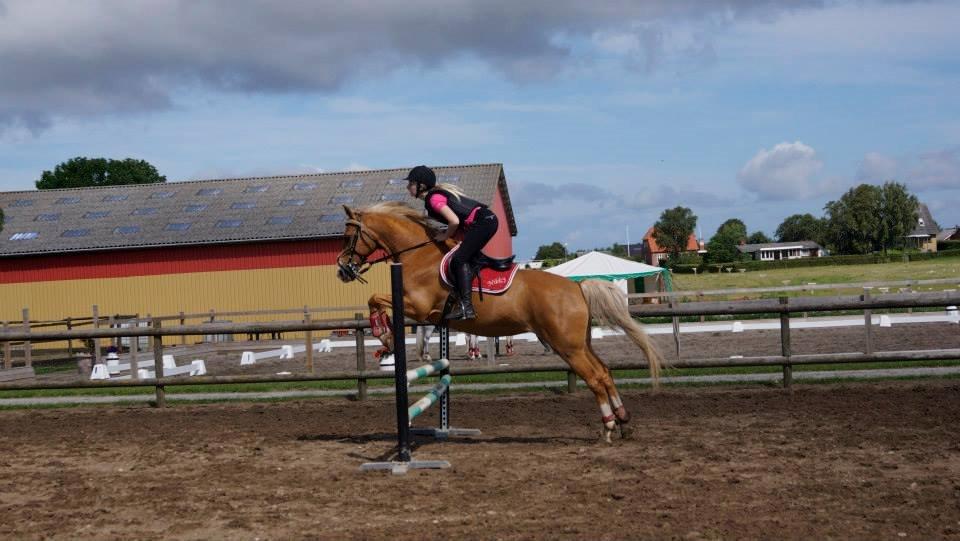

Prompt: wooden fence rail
xmin=1 ymin=291 xmax=959 ymax=399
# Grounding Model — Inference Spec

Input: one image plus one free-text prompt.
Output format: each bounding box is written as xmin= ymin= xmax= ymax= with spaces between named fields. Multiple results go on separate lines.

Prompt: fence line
xmin=631 ymin=277 xmax=960 ymax=299
xmin=1 ymin=291 xmax=959 ymax=396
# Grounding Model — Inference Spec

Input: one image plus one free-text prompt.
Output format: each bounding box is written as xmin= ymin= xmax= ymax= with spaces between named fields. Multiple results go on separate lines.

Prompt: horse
xmin=335 ymin=202 xmax=664 ymax=441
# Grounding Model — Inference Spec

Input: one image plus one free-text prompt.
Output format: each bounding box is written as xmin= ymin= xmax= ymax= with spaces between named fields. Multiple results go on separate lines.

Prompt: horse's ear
xmin=343 ymin=205 xmax=355 ymax=219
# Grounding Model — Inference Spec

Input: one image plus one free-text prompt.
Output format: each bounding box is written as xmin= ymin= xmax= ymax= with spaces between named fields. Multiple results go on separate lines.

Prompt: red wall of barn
xmin=0 ymin=239 xmax=344 ymax=284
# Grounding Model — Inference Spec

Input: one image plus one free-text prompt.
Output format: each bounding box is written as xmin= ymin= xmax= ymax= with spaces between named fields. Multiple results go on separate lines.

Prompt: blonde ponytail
xmin=435 ymin=183 xmax=465 ymax=200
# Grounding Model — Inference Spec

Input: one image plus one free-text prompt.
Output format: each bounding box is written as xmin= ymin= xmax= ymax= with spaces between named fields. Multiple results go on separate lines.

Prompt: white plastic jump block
xmin=138 ymin=369 xmax=152 ymax=379
xmin=279 ymin=345 xmax=295 ymax=360
xmin=454 ymin=333 xmax=466 ymax=346
xmin=90 ymin=364 xmax=110 ymax=380
xmin=947 ymin=306 xmax=959 ymax=322
xmin=379 ymin=354 xmax=395 ymax=372
xmin=162 ymin=354 xmax=177 ymax=369
xmin=240 ymin=351 xmax=256 ymax=365
xmin=106 ymin=352 xmax=120 ymax=367
xmin=318 ymin=339 xmax=333 ymax=352
xmin=591 ymin=327 xmax=603 ymax=339
xmin=190 ymin=360 xmax=207 ymax=376
xmin=731 ymin=321 xmax=744 ymax=333
xmin=879 ymin=315 xmax=892 ymax=328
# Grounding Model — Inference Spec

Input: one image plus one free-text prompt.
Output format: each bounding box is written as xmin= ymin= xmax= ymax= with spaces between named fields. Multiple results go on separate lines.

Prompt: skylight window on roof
xmin=216 ymin=219 xmax=243 ymax=228
xmin=10 ymin=199 xmax=34 ymax=207
xmin=62 ymin=229 xmax=91 ymax=238
xmin=386 ymin=178 xmax=407 ymax=185
xmin=340 ymin=179 xmax=363 ymax=188
xmin=293 ymin=182 xmax=318 ymax=191
xmin=196 ymin=188 xmax=222 ymax=196
xmin=267 ymin=216 xmax=293 ymax=225
xmin=150 ymin=190 xmax=176 ymax=199
xmin=9 ymin=232 xmax=38 ymax=240
xmin=330 ymin=195 xmax=354 ymax=204
xmin=165 ymin=222 xmax=191 ymax=231
xmin=245 ymin=185 xmax=269 ymax=193
xmin=280 ymin=199 xmax=306 ymax=207
xmin=379 ymin=193 xmax=405 ymax=201
xmin=437 ymin=175 xmax=461 ymax=183
xmin=103 ymin=194 xmax=128 ymax=202
xmin=319 ymin=214 xmax=343 ymax=223
xmin=114 ymin=226 xmax=140 ymax=235
xmin=34 ymin=213 xmax=60 ymax=222
xmin=184 ymin=204 xmax=208 ymax=213
xmin=231 ymin=201 xmax=256 ymax=209
xmin=132 ymin=207 xmax=158 ymax=216
xmin=84 ymin=211 xmax=110 ymax=219
xmin=56 ymin=197 xmax=81 ymax=205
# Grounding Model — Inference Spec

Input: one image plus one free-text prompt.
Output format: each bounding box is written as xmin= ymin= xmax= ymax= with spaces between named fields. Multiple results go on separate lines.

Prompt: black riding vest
xmin=424 ymin=189 xmax=487 ymax=225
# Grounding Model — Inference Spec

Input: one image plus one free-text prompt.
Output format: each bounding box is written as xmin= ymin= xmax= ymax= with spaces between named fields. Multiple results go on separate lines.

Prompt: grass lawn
xmin=672 ymin=257 xmax=960 ymax=293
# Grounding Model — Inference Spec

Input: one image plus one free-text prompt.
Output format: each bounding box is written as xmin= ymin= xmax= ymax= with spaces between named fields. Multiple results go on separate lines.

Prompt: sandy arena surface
xmin=3 ymin=321 xmax=960 ymax=539
xmin=1 ymin=380 xmax=959 ymax=540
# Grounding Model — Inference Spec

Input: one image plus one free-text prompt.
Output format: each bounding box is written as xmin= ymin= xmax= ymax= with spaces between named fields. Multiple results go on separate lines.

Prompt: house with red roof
xmin=642 ymin=227 xmax=704 ymax=266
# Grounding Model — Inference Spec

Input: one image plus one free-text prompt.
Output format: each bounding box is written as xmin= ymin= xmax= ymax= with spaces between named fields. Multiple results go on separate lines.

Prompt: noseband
xmin=337 ymin=218 xmax=432 ymax=284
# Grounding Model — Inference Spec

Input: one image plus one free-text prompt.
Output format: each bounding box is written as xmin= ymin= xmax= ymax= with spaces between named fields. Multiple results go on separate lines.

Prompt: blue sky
xmin=1 ymin=0 xmax=958 ymax=259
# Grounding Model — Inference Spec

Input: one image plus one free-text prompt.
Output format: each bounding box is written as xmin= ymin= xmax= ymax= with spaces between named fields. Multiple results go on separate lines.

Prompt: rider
xmin=405 ymin=165 xmax=498 ymax=320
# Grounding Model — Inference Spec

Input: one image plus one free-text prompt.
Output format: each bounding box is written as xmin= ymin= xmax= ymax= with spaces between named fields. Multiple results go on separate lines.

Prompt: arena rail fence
xmin=1 ymin=291 xmax=959 ymax=402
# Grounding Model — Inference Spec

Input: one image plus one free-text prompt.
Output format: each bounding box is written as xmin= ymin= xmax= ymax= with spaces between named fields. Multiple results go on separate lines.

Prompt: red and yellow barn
xmin=0 ymin=164 xmax=517 ymax=341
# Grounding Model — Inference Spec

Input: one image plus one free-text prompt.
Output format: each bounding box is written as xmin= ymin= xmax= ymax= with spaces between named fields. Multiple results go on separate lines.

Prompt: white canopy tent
xmin=544 ymin=251 xmax=672 ymax=295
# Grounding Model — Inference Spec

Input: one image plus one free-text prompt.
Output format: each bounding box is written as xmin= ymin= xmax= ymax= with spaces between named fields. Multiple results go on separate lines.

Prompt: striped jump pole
xmin=408 ymin=374 xmax=451 ymax=421
xmin=410 ymin=323 xmax=481 ymax=440
xmin=407 ymin=358 xmax=449 ymax=383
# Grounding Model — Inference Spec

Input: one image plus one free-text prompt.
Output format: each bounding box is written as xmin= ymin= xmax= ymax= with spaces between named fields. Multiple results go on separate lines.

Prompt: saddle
xmin=439 ymin=246 xmax=520 ymax=295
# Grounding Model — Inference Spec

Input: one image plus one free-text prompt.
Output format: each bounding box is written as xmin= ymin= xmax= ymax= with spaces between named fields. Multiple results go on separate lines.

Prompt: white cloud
xmin=908 ymin=147 xmax=960 ymax=190
xmin=737 ymin=141 xmax=827 ymax=200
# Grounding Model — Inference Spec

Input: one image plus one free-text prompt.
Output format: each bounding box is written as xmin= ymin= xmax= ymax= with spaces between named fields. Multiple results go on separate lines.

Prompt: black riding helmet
xmin=404 ymin=165 xmax=436 ymax=197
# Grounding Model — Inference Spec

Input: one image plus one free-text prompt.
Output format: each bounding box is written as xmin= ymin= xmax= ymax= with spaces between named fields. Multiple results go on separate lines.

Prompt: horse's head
xmin=336 ymin=202 xmax=436 ymax=283
xmin=336 ymin=205 xmax=381 ymax=284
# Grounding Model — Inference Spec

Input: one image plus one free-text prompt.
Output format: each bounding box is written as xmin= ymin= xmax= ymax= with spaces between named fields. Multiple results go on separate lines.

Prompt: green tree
xmin=776 ymin=213 xmax=826 ymax=244
xmin=653 ymin=206 xmax=697 ymax=263
xmin=824 ymin=184 xmax=883 ymax=254
xmin=823 ymin=182 xmax=919 ymax=255
xmin=705 ymin=218 xmax=747 ymax=264
xmin=535 ymin=242 xmax=568 ymax=260
xmin=35 ymin=157 xmax=166 ymax=190
xmin=878 ymin=181 xmax=919 ymax=252
xmin=747 ymin=231 xmax=772 ymax=244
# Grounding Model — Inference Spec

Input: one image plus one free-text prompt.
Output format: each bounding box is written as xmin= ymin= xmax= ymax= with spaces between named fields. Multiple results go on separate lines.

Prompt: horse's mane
xmin=361 ymin=201 xmax=432 ymax=229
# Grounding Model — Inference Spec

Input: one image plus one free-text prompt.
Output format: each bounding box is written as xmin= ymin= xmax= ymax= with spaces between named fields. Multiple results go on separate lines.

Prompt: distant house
xmin=737 ymin=241 xmax=823 ymax=261
xmin=938 ymin=226 xmax=959 ymax=242
xmin=642 ymin=227 xmax=704 ymax=265
xmin=906 ymin=203 xmax=940 ymax=252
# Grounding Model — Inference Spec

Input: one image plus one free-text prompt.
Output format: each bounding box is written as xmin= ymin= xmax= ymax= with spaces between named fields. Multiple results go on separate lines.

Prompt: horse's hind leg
xmin=586 ymin=348 xmax=632 ymax=438
xmin=559 ymin=348 xmax=620 ymax=443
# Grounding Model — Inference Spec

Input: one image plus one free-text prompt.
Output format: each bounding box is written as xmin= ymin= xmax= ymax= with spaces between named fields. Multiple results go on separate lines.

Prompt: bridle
xmin=337 ymin=217 xmax=432 ymax=284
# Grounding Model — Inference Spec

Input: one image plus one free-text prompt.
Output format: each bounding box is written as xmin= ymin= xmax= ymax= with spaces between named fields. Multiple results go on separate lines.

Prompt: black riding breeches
xmin=451 ymin=208 xmax=498 ymax=266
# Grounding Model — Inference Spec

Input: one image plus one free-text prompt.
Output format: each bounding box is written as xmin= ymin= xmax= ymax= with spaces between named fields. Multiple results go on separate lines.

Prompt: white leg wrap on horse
xmin=600 ymin=404 xmax=616 ymax=429
xmin=610 ymin=394 xmax=623 ymax=409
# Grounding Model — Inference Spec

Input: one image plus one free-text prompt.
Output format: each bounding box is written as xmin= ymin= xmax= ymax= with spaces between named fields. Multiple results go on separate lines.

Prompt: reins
xmin=337 ymin=217 xmax=433 ymax=283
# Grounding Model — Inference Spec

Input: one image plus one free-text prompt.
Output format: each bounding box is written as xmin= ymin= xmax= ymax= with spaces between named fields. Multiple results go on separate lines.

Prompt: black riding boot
xmin=445 ymin=262 xmax=477 ymax=320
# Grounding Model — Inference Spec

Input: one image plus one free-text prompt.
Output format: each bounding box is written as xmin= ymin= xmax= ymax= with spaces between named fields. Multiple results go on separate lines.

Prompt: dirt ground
xmin=1 ymin=380 xmax=959 ymax=540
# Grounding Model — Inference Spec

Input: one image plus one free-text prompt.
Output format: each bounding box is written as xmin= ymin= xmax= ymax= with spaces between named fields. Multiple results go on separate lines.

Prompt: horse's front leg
xmin=368 ymin=293 xmax=394 ymax=355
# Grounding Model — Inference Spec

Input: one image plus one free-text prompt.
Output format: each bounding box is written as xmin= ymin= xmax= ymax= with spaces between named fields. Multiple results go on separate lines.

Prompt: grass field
xmin=672 ymin=257 xmax=960 ymax=292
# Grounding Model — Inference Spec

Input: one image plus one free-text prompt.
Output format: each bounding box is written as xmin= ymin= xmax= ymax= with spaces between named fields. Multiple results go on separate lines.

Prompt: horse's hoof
xmin=618 ymin=422 xmax=633 ymax=440
xmin=601 ymin=427 xmax=614 ymax=444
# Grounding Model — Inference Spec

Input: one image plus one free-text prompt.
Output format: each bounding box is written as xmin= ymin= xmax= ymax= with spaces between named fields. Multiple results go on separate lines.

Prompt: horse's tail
xmin=579 ymin=279 xmax=663 ymax=387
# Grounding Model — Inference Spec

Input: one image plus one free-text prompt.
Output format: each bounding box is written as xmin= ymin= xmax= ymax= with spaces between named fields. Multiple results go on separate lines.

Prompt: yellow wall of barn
xmin=0 ymin=264 xmax=391 ymax=347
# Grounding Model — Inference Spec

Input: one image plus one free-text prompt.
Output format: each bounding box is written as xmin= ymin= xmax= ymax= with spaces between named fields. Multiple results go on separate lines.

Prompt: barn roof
xmin=0 ymin=163 xmax=516 ymax=258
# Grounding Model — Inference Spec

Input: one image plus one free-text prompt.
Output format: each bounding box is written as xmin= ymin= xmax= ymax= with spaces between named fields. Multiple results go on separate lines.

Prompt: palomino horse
xmin=336 ymin=202 xmax=664 ymax=441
